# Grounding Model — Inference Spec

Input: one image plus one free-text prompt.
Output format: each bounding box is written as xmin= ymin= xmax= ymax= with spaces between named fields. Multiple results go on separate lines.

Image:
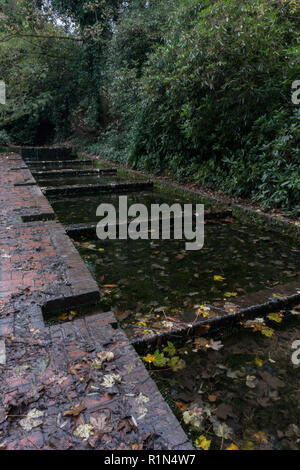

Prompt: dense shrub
xmin=94 ymin=0 xmax=299 ymax=213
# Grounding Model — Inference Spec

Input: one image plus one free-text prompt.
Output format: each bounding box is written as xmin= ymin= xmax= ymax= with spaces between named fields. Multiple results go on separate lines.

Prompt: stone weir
xmin=43 ymin=181 xmax=154 ymax=198
xmin=32 ymin=168 xmax=118 ymax=178
xmin=21 ymin=147 xmax=73 ymax=162
xmin=26 ymin=160 xmax=96 ymax=170
xmin=0 ymin=153 xmax=192 ymax=451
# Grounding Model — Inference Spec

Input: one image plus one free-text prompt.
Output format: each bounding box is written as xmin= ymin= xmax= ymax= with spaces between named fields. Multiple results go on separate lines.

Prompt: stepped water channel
xmin=24 ymin=148 xmax=300 ymax=450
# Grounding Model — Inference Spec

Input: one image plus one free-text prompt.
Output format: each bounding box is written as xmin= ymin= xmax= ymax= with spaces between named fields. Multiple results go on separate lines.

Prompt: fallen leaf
xmin=253 ymin=431 xmax=268 ymax=444
xmin=215 ymin=403 xmax=234 ymax=420
xmin=89 ymin=414 xmax=113 ymax=447
xmin=254 ymin=357 xmax=263 ymax=368
xmin=19 ymin=409 xmax=44 ymax=431
xmin=135 ymin=393 xmax=150 ymax=405
xmin=226 ymin=443 xmax=239 ymax=450
xmin=214 ymin=275 xmax=226 ymax=282
xmin=101 ymin=374 xmax=122 ymax=388
xmin=214 ymin=422 xmax=233 ymax=439
xmin=143 ymin=354 xmax=155 ymax=364
xmin=169 ymin=356 xmax=186 ymax=372
xmin=267 ymin=312 xmax=283 ymax=324
xmin=246 ymin=375 xmax=258 ymax=389
xmin=73 ymin=424 xmax=94 ymax=441
xmin=64 ymin=401 xmax=86 ymax=417
xmin=195 ymin=435 xmax=211 ymax=450
xmin=208 ymin=340 xmax=224 ymax=351
xmin=97 ymin=351 xmax=114 ymax=364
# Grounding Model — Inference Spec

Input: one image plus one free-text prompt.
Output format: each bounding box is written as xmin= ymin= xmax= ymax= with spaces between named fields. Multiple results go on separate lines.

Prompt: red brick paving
xmin=0 ymin=153 xmax=191 ymax=450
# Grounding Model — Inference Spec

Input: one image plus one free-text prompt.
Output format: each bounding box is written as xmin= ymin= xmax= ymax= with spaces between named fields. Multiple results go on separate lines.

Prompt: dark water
xmin=74 ymin=220 xmax=300 ymax=335
xmin=145 ymin=312 xmax=300 ymax=450
xmin=49 ymin=191 xmax=196 ymax=225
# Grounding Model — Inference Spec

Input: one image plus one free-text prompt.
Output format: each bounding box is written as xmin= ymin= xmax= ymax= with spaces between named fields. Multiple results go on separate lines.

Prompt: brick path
xmin=0 ymin=153 xmax=191 ymax=450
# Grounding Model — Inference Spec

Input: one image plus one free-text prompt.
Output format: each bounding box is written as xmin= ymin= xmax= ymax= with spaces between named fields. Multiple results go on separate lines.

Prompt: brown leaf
xmin=208 ymin=395 xmax=217 ymax=403
xmin=88 ymin=414 xmax=113 ymax=448
xmin=118 ymin=417 xmax=137 ymax=435
xmin=64 ymin=401 xmax=86 ymax=417
xmin=258 ymin=371 xmax=285 ymax=389
xmin=215 ymin=403 xmax=234 ymax=420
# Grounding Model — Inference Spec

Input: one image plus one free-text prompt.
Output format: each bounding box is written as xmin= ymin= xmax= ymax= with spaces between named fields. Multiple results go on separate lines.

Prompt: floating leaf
xmin=214 ymin=275 xmax=226 ymax=282
xmin=195 ymin=435 xmax=211 ymax=450
xmin=254 ymin=357 xmax=263 ymax=367
xmin=183 ymin=409 xmax=203 ymax=430
xmin=261 ymin=327 xmax=274 ymax=338
xmin=163 ymin=341 xmax=176 ymax=357
xmin=214 ymin=422 xmax=233 ymax=439
xmin=224 ymin=292 xmax=238 ymax=298
xmin=153 ymin=349 xmax=169 ymax=368
xmin=143 ymin=354 xmax=155 ymax=364
xmin=169 ymin=356 xmax=186 ymax=372
xmin=208 ymin=340 xmax=224 ymax=351
xmin=253 ymin=431 xmax=268 ymax=444
xmin=246 ymin=375 xmax=257 ymax=388
xmin=267 ymin=312 xmax=283 ymax=324
xmin=196 ymin=306 xmax=210 ymax=318
xmin=226 ymin=443 xmax=239 ymax=450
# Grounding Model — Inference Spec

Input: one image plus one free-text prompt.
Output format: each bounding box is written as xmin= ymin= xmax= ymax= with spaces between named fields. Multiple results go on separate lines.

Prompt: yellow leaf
xmin=254 ymin=357 xmax=263 ymax=367
xmin=58 ymin=313 xmax=68 ymax=321
xmin=195 ymin=435 xmax=211 ymax=450
xmin=261 ymin=327 xmax=274 ymax=338
xmin=267 ymin=312 xmax=283 ymax=323
xmin=226 ymin=443 xmax=239 ymax=450
xmin=196 ymin=305 xmax=210 ymax=318
xmin=253 ymin=431 xmax=268 ymax=444
xmin=224 ymin=292 xmax=238 ymax=298
xmin=242 ymin=440 xmax=255 ymax=450
xmin=214 ymin=275 xmax=226 ymax=282
xmin=143 ymin=354 xmax=155 ymax=364
xmin=98 ymin=248 xmax=104 ymax=252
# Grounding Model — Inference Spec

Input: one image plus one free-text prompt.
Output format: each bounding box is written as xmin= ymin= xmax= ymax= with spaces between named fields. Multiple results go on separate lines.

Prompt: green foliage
xmin=96 ymin=0 xmax=300 ymax=213
xmin=0 ymin=0 xmax=122 ymax=143
xmin=1 ymin=0 xmax=299 ymax=212
xmin=0 ymin=130 xmax=11 ymax=146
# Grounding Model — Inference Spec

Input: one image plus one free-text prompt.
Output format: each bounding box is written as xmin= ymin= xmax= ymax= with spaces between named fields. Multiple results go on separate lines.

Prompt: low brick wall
xmin=0 ymin=152 xmax=192 ymax=451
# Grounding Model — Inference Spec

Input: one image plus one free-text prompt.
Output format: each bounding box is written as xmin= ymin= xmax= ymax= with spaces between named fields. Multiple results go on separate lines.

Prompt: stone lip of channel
xmin=65 ymin=209 xmax=233 ymax=239
xmin=32 ymin=168 xmax=118 ymax=178
xmin=42 ymin=180 xmax=154 ymax=197
xmin=131 ymin=282 xmax=300 ymax=349
xmin=21 ymin=146 xmax=73 ymax=162
xmin=26 ymin=160 xmax=96 ymax=170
